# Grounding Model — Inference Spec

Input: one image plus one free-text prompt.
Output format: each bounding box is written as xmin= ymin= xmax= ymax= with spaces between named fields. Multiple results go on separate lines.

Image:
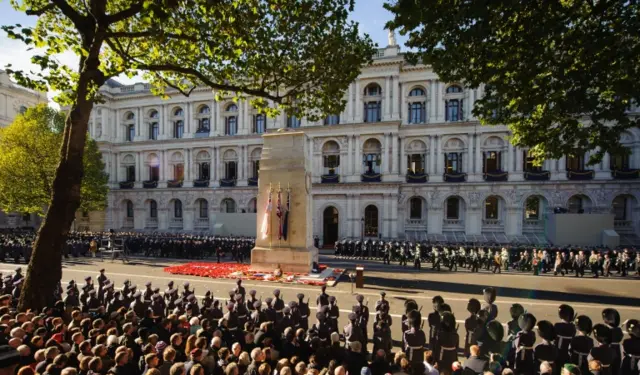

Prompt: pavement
xmin=2 ymin=254 xmax=639 ymax=351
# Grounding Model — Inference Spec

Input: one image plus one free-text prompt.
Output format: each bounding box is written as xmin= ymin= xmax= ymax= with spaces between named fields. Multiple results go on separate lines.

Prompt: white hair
xmin=189 ymin=317 xmax=200 ymax=326
xmin=330 ymin=332 xmax=340 ymax=344
xmin=250 ymin=347 xmax=262 ymax=361
xmin=107 ymin=335 xmax=119 ymax=346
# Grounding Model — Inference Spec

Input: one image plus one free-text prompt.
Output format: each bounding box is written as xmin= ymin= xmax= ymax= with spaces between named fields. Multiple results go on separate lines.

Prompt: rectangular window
xmin=150 ymin=166 xmax=160 ymax=181
xmin=324 ymin=114 xmax=340 ymax=125
xmin=365 ymin=102 xmax=381 ymax=123
xmin=445 ymin=153 xmax=461 ymax=173
xmin=408 ymin=154 xmax=425 ymax=173
xmin=200 ymin=163 xmax=210 ymax=180
xmin=126 ymin=125 xmax=135 ymax=142
xmin=199 ymin=202 xmax=208 ymax=218
xmin=225 ymin=161 xmax=237 ymax=180
xmin=524 ymin=151 xmax=542 ymax=172
xmin=254 ymin=115 xmax=266 ymax=134
xmin=446 ymin=199 xmax=459 ymax=219
xmin=363 ymin=154 xmax=380 ymax=174
xmin=174 ymin=121 xmax=184 ymax=139
xmin=483 ymin=151 xmax=501 ymax=173
xmin=610 ymin=152 xmax=630 ymax=171
xmin=225 ymin=116 xmax=237 ymax=135
xmin=174 ymin=164 xmax=184 ymax=180
xmin=126 ymin=166 xmax=136 ymax=182
xmin=150 ymin=202 xmax=157 ymax=218
xmin=252 ymin=160 xmax=260 ymax=178
xmin=287 ymin=116 xmax=301 ymax=128
xmin=409 ymin=103 xmax=425 ymax=124
xmin=566 ymin=154 xmax=585 ymax=171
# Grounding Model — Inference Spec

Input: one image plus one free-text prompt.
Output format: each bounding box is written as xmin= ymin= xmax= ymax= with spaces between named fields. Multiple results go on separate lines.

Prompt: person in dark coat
xmin=534 ymin=320 xmax=558 ymax=375
xmin=621 ymin=319 xmax=640 ymax=375
xmin=297 ymin=293 xmax=310 ymax=331
xmin=464 ymin=345 xmax=489 ymax=374
xmin=465 ymin=298 xmax=481 ymax=358
xmin=427 ymin=296 xmax=443 ymax=352
xmin=482 ymin=287 xmax=498 ymax=322
xmin=589 ymin=324 xmax=616 ymax=375
xmin=570 ymin=315 xmax=594 ymax=374
xmin=437 ymin=311 xmax=459 ymax=372
xmin=555 ymin=304 xmax=577 ymax=371
xmin=513 ymin=312 xmax=537 ymax=375
xmin=507 ymin=304 xmax=526 ymax=365
xmin=603 ymin=308 xmax=624 ymax=375
xmin=403 ymin=310 xmax=426 ymax=365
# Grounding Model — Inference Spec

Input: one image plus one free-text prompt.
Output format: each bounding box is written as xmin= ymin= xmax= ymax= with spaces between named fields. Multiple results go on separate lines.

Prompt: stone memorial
xmin=250 ymin=129 xmax=318 ymax=273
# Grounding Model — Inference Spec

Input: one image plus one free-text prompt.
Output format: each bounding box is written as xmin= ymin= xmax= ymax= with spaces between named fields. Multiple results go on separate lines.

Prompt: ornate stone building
xmin=87 ymin=39 xmax=640 ymax=245
xmin=0 ymin=70 xmax=48 ymax=228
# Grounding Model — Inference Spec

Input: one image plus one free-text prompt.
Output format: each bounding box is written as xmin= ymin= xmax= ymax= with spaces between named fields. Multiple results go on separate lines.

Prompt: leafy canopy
xmin=4 ymin=0 xmax=376 ymax=119
xmin=0 ymin=105 xmax=108 ymax=215
xmin=385 ymin=0 xmax=640 ymax=163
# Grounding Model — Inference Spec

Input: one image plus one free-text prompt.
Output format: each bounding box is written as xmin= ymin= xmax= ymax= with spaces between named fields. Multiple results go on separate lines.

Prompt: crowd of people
xmin=333 ymin=240 xmax=640 ymax=278
xmin=0 ymin=267 xmax=638 ymax=375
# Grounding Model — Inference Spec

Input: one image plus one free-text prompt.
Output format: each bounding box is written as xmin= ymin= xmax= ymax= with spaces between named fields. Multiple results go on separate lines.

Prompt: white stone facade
xmin=0 ymin=70 xmax=48 ymax=228
xmin=89 ymin=47 xmax=640 ymax=245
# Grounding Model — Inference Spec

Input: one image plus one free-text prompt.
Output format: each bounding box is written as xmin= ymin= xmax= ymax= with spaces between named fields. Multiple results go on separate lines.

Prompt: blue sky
xmin=0 ymin=0 xmax=408 ymax=88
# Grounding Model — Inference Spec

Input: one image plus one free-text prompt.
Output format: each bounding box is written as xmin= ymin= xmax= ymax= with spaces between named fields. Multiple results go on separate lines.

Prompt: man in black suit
xmin=463 ymin=345 xmax=488 ymax=374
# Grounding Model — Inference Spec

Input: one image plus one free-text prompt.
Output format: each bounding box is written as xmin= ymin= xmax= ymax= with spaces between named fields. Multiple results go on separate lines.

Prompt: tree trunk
xmin=18 ymin=52 xmax=102 ymax=311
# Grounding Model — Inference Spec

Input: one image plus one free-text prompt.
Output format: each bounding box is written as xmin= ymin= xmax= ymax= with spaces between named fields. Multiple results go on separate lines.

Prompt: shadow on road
xmin=362 ymin=275 xmax=640 ymax=307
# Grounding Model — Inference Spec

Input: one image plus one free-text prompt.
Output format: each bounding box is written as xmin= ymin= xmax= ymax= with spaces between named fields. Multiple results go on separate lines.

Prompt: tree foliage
xmin=0 ymin=105 xmax=108 ymax=215
xmin=385 ymin=0 xmax=640 ymax=163
xmin=2 ymin=0 xmax=374 ymax=311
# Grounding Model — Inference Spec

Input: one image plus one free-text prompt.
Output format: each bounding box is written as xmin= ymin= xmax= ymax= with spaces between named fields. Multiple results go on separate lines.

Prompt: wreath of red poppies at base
xmin=163 ymin=262 xmax=344 ymax=287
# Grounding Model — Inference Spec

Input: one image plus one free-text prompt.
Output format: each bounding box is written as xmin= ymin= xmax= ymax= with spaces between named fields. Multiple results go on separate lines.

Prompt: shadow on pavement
xmin=362 ymin=275 xmax=640 ymax=307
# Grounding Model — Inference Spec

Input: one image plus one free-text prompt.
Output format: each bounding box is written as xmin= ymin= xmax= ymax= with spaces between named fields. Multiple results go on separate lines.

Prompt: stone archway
xmin=322 ymin=206 xmax=339 ymax=248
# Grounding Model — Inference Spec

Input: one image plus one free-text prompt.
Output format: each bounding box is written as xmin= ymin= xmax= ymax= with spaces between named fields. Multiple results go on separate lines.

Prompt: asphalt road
xmin=2 ymin=254 xmax=639 ymax=352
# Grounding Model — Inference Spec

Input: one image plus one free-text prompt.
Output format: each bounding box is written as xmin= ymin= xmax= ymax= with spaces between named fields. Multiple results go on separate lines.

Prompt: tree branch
xmin=25 ymin=3 xmax=56 ymax=16
xmin=105 ymin=31 xmax=197 ymax=42
xmin=104 ymin=1 xmax=144 ymax=24
xmin=51 ymin=0 xmax=85 ymax=29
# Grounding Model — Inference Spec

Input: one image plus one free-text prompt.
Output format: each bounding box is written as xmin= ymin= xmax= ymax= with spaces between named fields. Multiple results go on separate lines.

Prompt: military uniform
xmin=482 ymin=287 xmax=498 ymax=322
xmin=554 ymin=304 xmax=577 ymax=371
xmin=403 ymin=310 xmax=426 ymax=364
xmin=437 ymin=312 xmax=459 ymax=371
xmin=589 ymin=324 xmax=616 ymax=375
xmin=428 ymin=296 xmax=443 ymax=351
xmin=353 ymin=294 xmax=369 ymax=351
xmin=272 ymin=289 xmax=285 ymax=322
xmin=464 ymin=298 xmax=481 ymax=358
xmin=621 ymin=319 xmax=640 ymax=375
xmin=328 ymin=296 xmax=340 ymax=332
xmin=570 ymin=316 xmax=594 ymax=374
xmin=513 ymin=313 xmax=537 ymax=375
xmin=534 ymin=320 xmax=558 ymax=375
xmin=604 ymin=308 xmax=624 ymax=375
xmin=344 ymin=313 xmax=364 ymax=348
xmin=297 ymin=294 xmax=310 ymax=331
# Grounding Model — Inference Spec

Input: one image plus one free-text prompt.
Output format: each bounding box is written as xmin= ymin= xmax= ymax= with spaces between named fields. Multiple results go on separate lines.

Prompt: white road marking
xmin=19 ymin=266 xmax=637 ymax=312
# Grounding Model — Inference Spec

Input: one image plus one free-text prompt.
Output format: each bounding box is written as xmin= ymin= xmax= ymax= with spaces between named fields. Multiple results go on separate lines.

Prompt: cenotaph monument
xmin=250 ymin=129 xmax=319 ymax=273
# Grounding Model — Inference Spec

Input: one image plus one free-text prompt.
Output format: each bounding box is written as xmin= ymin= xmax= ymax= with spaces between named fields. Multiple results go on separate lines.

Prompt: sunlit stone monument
xmin=250 ymin=129 xmax=319 ymax=273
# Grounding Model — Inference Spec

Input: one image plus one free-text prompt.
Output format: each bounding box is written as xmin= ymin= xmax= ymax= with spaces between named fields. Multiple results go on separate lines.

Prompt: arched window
xmin=525 ymin=196 xmax=540 ymax=219
xmin=126 ymin=112 xmax=135 ymax=120
xmin=485 ymin=196 xmax=499 ymax=219
xmin=409 ymin=88 xmax=425 ymax=96
xmin=19 ymin=105 xmax=27 ymax=114
xmin=197 ymin=105 xmax=210 ymax=133
xmin=126 ymin=201 xmax=134 ymax=218
xmin=364 ymin=84 xmax=381 ymax=96
xmin=174 ymin=108 xmax=184 ymax=117
xmin=199 ymin=105 xmax=210 ymax=115
xmin=174 ymin=200 xmax=183 ymax=218
xmin=149 ymin=110 xmax=159 ymax=119
xmin=224 ymin=103 xmax=238 ymax=136
xmin=248 ymin=198 xmax=257 ymax=213
xmin=324 ymin=114 xmax=340 ymax=125
xmin=446 ymin=197 xmax=459 ymax=219
xmin=126 ymin=124 xmax=135 ymax=142
xmin=364 ymin=205 xmax=378 ymax=237
xmin=199 ymin=200 xmax=209 ymax=218
xmin=612 ymin=196 xmax=629 ymax=221
xmin=408 ymin=102 xmax=425 ymax=124
xmin=410 ymin=198 xmax=422 ymax=219
xmin=254 ymin=114 xmax=266 ymax=134
xmin=222 ymin=198 xmax=236 ymax=213
xmin=446 ymin=85 xmax=463 ymax=93
xmin=149 ymin=200 xmax=158 ymax=218
xmin=226 ymin=104 xmax=238 ymax=112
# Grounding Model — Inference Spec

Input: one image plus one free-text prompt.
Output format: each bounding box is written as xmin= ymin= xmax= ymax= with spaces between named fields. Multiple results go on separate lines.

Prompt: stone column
xmin=428 ymin=206 xmax=444 ymax=234
xmin=115 ymin=153 xmax=120 ymax=183
xmin=436 ymin=136 xmax=443 ymax=174
xmin=353 ymin=195 xmax=361 ymax=238
xmin=384 ymin=76 xmax=391 ymax=120
xmin=401 ymin=83 xmax=408 ymax=124
xmin=436 ymin=82 xmax=445 ymax=123
xmin=382 ymin=133 xmax=389 ymax=174
xmin=597 ymin=151 xmax=611 ymax=180
xmin=347 ymin=83 xmax=354 ymax=123
xmin=354 ymin=135 xmax=360 ymax=176
xmin=469 ymin=89 xmax=476 ymax=121
xmin=634 ymin=144 xmax=640 ymax=169
xmin=135 ymin=152 xmax=142 ymax=187
xmin=134 ymin=208 xmax=145 ymax=230
xmin=216 ymin=102 xmax=223 ymax=135
xmin=355 ymin=81 xmax=361 ymax=122
xmin=383 ymin=195 xmax=391 ymax=237
xmin=507 ymin=142 xmax=514 ymax=172
xmin=212 ymin=147 xmax=219 ymax=187
xmin=400 ymin=136 xmax=407 ymax=176
xmin=466 ymin=207 xmax=482 ymax=235
xmin=557 ymin=156 xmax=568 ymax=180
xmin=243 ymin=100 xmax=250 ymax=134
xmin=505 ymin=206 xmax=523 ymax=236
xmin=392 ymin=76 xmax=400 ymax=120
xmin=159 ymin=150 xmax=167 ymax=188
xmin=238 ymin=145 xmax=244 ymax=180
xmin=183 ymin=208 xmax=195 ymax=231
xmin=347 ymin=135 xmax=353 ymax=176
xmin=391 ymin=194 xmax=398 ymax=238
xmin=474 ymin=134 xmax=482 ymax=173
xmin=186 ymin=102 xmax=193 ymax=137
xmin=429 ymin=136 xmax=436 ymax=175
xmin=345 ymin=195 xmax=352 ymax=237
xmin=429 ymin=80 xmax=437 ymax=123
